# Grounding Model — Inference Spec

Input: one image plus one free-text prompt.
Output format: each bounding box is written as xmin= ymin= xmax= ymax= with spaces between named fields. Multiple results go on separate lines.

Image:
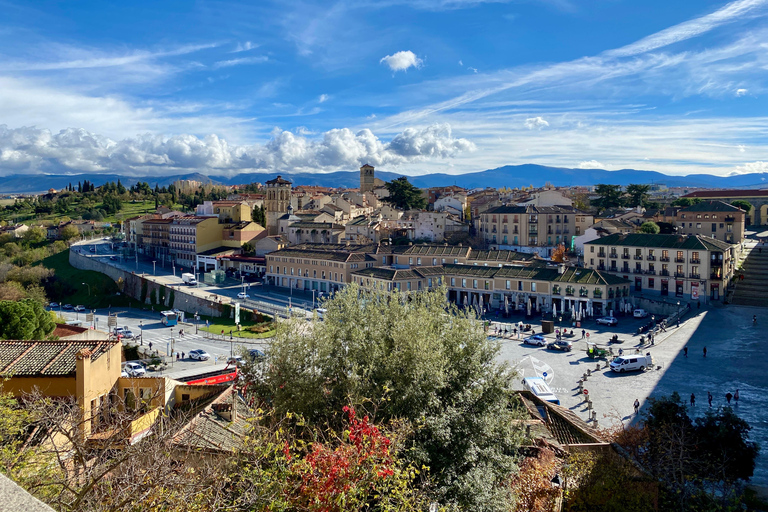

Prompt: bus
xmin=522 ymin=376 xmax=560 ymax=405
xmin=160 ymin=310 xmax=178 ymax=326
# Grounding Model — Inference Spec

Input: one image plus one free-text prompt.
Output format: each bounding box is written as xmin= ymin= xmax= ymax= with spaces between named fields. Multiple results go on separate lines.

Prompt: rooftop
xmin=678 ymin=200 xmax=745 ymax=213
xmin=584 ymin=233 xmax=732 ymax=251
xmin=0 ymin=340 xmax=118 ymax=377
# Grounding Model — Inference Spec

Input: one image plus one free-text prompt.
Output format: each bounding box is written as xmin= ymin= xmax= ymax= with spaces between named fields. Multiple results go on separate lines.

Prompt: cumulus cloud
xmin=318 ymin=94 xmax=329 ymax=103
xmin=731 ymin=161 xmax=768 ymax=175
xmin=0 ymin=123 xmax=474 ymax=176
xmin=736 ymin=88 xmax=748 ymax=96
xmin=524 ymin=116 xmax=549 ymax=130
xmin=380 ymin=50 xmax=423 ymax=72
xmin=738 ymin=144 xmax=746 ymax=152
xmin=578 ymin=160 xmax=606 ymax=169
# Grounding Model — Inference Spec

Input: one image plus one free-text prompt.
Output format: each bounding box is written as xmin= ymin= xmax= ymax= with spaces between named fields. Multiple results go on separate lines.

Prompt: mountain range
xmin=3 ymin=164 xmax=767 ymax=194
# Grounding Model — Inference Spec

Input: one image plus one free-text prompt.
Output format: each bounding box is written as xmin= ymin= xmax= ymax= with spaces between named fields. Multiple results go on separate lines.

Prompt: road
xmin=495 ymin=305 xmax=768 ymax=487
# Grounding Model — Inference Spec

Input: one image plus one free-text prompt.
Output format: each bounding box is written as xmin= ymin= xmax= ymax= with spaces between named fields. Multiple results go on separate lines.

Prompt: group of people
xmin=691 ymin=389 xmax=740 ymax=407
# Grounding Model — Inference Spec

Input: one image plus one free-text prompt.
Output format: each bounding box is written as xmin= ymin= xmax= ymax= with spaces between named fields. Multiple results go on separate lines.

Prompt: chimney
xmin=558 ymin=264 xmax=565 ymax=275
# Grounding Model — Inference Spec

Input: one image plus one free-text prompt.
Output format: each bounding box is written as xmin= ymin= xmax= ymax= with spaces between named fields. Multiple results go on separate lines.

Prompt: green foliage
xmin=731 ymin=200 xmax=752 ymax=213
xmin=625 ymin=184 xmax=651 ymax=208
xmin=0 ymin=299 xmax=56 ymax=340
xmin=383 ymin=177 xmax=427 ymax=210
xmin=168 ymin=289 xmax=175 ymax=308
xmin=639 ymin=221 xmax=660 ymax=234
xmin=149 ymin=288 xmax=157 ymax=306
xmin=671 ymin=197 xmax=702 ymax=207
xmin=253 ymin=204 xmax=267 ymax=226
xmin=591 ymin=184 xmax=624 ymax=212
xmin=59 ymin=224 xmax=80 ymax=241
xmin=241 ymin=242 xmax=255 ymax=255
xmin=22 ymin=226 xmax=46 ymax=244
xmin=101 ymin=193 xmax=122 ymax=215
xmin=140 ymin=280 xmax=148 ymax=304
xmin=252 ymin=285 xmax=526 ymax=510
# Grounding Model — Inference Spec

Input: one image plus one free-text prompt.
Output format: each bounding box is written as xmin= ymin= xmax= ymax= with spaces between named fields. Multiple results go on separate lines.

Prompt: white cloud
xmin=732 ymin=161 xmax=768 ymax=174
xmin=233 ymin=41 xmax=257 ymax=53
xmin=736 ymin=88 xmax=749 ymax=96
xmin=578 ymin=160 xmax=606 ymax=169
xmin=0 ymin=122 xmax=474 ymax=176
xmin=738 ymin=144 xmax=747 ymax=152
xmin=318 ymin=94 xmax=329 ymax=103
xmin=524 ymin=116 xmax=549 ymax=130
xmin=213 ymin=56 xmax=269 ymax=68
xmin=380 ymin=50 xmax=423 ymax=72
xmin=458 ymin=60 xmax=463 ymax=66
xmin=467 ymin=67 xmax=478 ymax=73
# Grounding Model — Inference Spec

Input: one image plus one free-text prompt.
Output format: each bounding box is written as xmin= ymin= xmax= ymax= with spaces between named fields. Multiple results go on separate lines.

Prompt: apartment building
xmin=475 ymin=205 xmax=593 ymax=256
xmin=584 ymin=233 xmax=735 ymax=302
xmin=674 ymin=200 xmax=745 ymax=244
xmin=351 ymin=263 xmax=629 ymax=317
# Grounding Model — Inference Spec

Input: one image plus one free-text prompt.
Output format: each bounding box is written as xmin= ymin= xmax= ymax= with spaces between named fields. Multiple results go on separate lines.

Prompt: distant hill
xmin=3 ymin=164 xmax=768 ymax=193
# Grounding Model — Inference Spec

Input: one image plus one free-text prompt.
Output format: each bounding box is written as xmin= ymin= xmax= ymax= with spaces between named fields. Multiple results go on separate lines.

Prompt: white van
xmin=610 ymin=354 xmax=653 ymax=373
xmin=522 ymin=377 xmax=560 ymax=405
xmin=633 ymin=309 xmax=649 ymax=318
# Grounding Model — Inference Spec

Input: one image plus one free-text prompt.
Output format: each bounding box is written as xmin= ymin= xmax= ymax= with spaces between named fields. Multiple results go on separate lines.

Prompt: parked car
xmin=122 ymin=329 xmax=135 ymax=339
xmin=633 ymin=309 xmax=649 ymax=318
xmin=547 ymin=340 xmax=573 ymax=351
xmin=122 ymin=362 xmax=146 ymax=377
xmin=74 ymin=305 xmax=86 ymax=312
xmin=237 ymin=292 xmax=250 ymax=299
xmin=523 ymin=334 xmax=547 ymax=346
xmin=113 ymin=327 xmax=125 ymax=336
xmin=227 ymin=356 xmax=244 ymax=366
xmin=189 ymin=349 xmax=211 ymax=361
xmin=49 ymin=302 xmax=59 ymax=309
xmin=248 ymin=348 xmax=266 ymax=360
xmin=596 ymin=316 xmax=618 ymax=326
xmin=62 ymin=304 xmax=74 ymax=310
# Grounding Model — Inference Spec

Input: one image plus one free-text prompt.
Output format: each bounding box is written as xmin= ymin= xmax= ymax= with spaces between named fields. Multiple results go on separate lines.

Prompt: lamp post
xmin=677 ymin=301 xmax=681 ymax=327
xmin=312 ymin=289 xmax=316 ymax=310
xmin=139 ymin=321 xmax=143 ymax=345
xmin=152 ymin=260 xmax=157 ymax=275
xmin=81 ymin=282 xmax=91 ymax=297
xmin=172 ymin=263 xmax=176 ymax=277
xmin=194 ymin=313 xmax=199 ymax=334
xmin=169 ymin=327 xmax=175 ymax=366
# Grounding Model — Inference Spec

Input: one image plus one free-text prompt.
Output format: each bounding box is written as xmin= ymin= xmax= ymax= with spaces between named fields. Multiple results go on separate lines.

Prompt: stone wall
xmin=69 ymin=250 xmax=226 ymax=318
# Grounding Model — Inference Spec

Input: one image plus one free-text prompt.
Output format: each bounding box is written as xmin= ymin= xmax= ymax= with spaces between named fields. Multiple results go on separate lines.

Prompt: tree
xmin=551 ymin=243 xmax=566 ymax=262
xmin=60 ymin=225 xmax=80 ymax=241
xmin=639 ymin=221 xmax=660 ymax=234
xmin=731 ymin=200 xmax=752 ymax=213
xmin=241 ymin=242 xmax=255 ymax=255
xmin=671 ymin=197 xmax=702 ymax=207
xmin=249 ymin=285 xmax=527 ymax=510
xmin=591 ymin=184 xmax=624 ymax=212
xmin=0 ymin=299 xmax=55 ymax=340
xmin=101 ymin=194 xmax=122 ymax=215
xmin=116 ymin=179 xmax=127 ymax=195
xmin=22 ymin=226 xmax=46 ymax=245
xmin=625 ymin=184 xmax=650 ymax=208
xmin=382 ymin=177 xmax=427 ymax=210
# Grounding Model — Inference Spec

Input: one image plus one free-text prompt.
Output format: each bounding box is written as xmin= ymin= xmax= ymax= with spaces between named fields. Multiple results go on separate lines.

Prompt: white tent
xmin=504 ymin=295 xmax=509 ymax=315
xmin=552 ymin=301 xmax=558 ymax=318
xmin=527 ymin=298 xmax=532 ymax=316
xmin=479 ymin=294 xmax=484 ymax=313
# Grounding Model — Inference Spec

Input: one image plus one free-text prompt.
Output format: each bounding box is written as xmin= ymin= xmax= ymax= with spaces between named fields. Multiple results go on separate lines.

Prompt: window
xmin=409 ymin=257 xmax=413 ymax=265
xmin=648 ymin=278 xmax=654 ymax=289
xmin=518 ymin=281 xmax=523 ymax=291
xmin=473 ymin=279 xmax=478 ymax=289
xmin=432 ymin=258 xmax=437 ymax=265
xmin=590 ymin=246 xmax=594 ymax=253
xmin=506 ymin=280 xmax=511 ymax=290
xmin=417 ymin=257 xmax=421 ymax=265
xmin=454 ymin=258 xmax=459 ymax=264
xmin=697 ymin=223 xmax=702 ymax=229
xmin=531 ymin=282 xmax=537 ymax=292
xmin=462 ymin=278 xmax=467 ymax=287
xmin=451 ymin=277 xmax=455 ymax=286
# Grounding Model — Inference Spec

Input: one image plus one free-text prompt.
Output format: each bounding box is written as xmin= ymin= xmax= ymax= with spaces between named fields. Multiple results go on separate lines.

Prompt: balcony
xmin=725 ymin=215 xmax=735 ymax=222
xmin=552 ymin=287 xmax=561 ymax=295
xmin=660 ymin=256 xmax=670 ymax=262
xmin=598 ymin=252 xmax=606 ymax=258
xmin=647 ymin=255 xmax=656 ymax=261
xmin=690 ymin=273 xmax=700 ymax=279
xmin=675 ymin=257 xmax=685 ymax=263
xmin=609 ymin=267 xmax=618 ymax=272
xmin=610 ymin=253 xmax=618 ymax=259
xmin=634 ymin=255 xmax=643 ymax=260
xmin=621 ymin=254 xmax=630 ymax=260
xmin=690 ymin=258 xmax=701 ymax=264
xmin=622 ymin=268 xmax=630 ymax=273
xmin=645 ymin=270 xmax=656 ymax=275
xmin=660 ymin=270 xmax=670 ymax=276
xmin=593 ymin=290 xmax=602 ymax=298
xmin=597 ymin=265 xmax=606 ymax=270
xmin=633 ymin=269 xmax=643 ymax=274
xmin=674 ymin=272 xmax=686 ymax=278
xmin=710 ymin=272 xmax=720 ymax=280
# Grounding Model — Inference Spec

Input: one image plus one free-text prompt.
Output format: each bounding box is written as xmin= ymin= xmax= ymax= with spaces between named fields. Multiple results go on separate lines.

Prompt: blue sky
xmin=0 ymin=0 xmax=767 ymax=178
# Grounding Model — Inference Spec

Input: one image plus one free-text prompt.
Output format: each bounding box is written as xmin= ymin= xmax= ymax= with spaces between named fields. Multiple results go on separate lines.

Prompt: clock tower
xmin=360 ymin=164 xmax=375 ymax=194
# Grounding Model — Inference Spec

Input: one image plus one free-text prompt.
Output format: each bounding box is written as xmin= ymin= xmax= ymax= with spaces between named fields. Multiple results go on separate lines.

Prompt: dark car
xmin=248 ymin=349 xmax=266 ymax=361
xmin=547 ymin=340 xmax=573 ymax=352
xmin=62 ymin=304 xmax=74 ymax=310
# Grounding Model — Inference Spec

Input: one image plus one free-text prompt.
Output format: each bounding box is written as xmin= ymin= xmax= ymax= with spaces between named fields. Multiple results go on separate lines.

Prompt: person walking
xmin=634 ymin=399 xmax=640 ymax=415
xmin=703 ymin=346 xmax=707 ymax=357
xmin=735 ymin=389 xmax=740 ymax=403
xmin=726 ymin=392 xmax=733 ymax=404
xmin=582 ymin=329 xmax=586 ymax=339
xmin=148 ymin=341 xmax=153 ymax=351
xmin=181 ymin=351 xmax=185 ymax=359
xmin=690 ymin=393 xmax=696 ymax=407
xmin=708 ymin=391 xmax=713 ymax=407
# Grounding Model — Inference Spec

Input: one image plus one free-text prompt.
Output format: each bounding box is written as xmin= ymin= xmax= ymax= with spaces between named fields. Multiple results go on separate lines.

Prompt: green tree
xmin=250 ymin=285 xmax=526 ymax=510
xmin=591 ymin=184 xmax=624 ymax=212
xmin=639 ymin=221 xmax=660 ymax=234
xmin=382 ymin=177 xmax=427 ymax=210
xmin=671 ymin=197 xmax=702 ymax=207
xmin=22 ymin=226 xmax=46 ymax=245
xmin=731 ymin=200 xmax=752 ymax=213
xmin=59 ymin=225 xmax=80 ymax=241
xmin=0 ymin=299 xmax=55 ymax=340
xmin=695 ymin=407 xmax=759 ymax=484
xmin=241 ymin=242 xmax=255 ymax=255
xmin=116 ymin=179 xmax=127 ymax=195
xmin=101 ymin=194 xmax=122 ymax=215
xmin=625 ymin=184 xmax=651 ymax=208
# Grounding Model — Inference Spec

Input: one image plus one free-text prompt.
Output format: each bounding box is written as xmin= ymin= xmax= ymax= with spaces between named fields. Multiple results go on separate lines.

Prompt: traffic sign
xmin=542 ymin=372 xmax=548 ymax=378
xmin=583 ymin=389 xmax=589 ymax=395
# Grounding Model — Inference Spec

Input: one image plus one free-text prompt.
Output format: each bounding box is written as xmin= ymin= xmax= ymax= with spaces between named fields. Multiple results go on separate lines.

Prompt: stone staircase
xmin=730 ymin=243 xmax=768 ymax=307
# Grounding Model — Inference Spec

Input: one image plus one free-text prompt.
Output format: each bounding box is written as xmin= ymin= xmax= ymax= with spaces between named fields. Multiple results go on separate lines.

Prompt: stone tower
xmin=360 ymin=164 xmax=375 ymax=194
xmin=265 ymin=175 xmax=292 ymax=235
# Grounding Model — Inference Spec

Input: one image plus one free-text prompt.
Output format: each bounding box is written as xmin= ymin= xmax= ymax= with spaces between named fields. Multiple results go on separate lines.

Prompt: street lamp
xmin=152 ymin=260 xmax=157 ymax=275
xmin=81 ymin=282 xmax=91 ymax=297
xmin=194 ymin=313 xmax=199 ymax=334
xmin=172 ymin=263 xmax=176 ymax=277
xmin=139 ymin=321 xmax=143 ymax=345
xmin=677 ymin=301 xmax=681 ymax=327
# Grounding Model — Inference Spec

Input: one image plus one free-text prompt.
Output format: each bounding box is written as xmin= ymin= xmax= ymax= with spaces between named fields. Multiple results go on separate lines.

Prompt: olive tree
xmin=251 ymin=285 xmax=527 ymax=510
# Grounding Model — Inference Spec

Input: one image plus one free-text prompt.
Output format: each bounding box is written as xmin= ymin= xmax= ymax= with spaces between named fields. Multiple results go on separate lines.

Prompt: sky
xmin=1 ymin=0 xmax=768 ymax=179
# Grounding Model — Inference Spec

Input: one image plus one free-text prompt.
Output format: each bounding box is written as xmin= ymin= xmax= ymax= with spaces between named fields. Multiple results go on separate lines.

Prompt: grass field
xmin=199 ymin=316 xmax=277 ymax=339
xmin=40 ymin=250 xmax=142 ymax=309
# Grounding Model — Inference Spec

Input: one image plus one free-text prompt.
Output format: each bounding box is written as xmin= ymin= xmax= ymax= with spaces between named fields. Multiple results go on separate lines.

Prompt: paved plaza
xmin=495 ymin=304 xmax=768 ymax=486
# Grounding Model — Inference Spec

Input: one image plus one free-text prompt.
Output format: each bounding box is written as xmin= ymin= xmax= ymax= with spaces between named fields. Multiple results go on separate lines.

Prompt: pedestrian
xmin=735 ymin=389 xmax=740 ymax=403
xmin=581 ymin=329 xmax=586 ymax=339
xmin=148 ymin=341 xmax=152 ymax=351
xmin=708 ymin=391 xmax=713 ymax=407
xmin=697 ymin=301 xmax=701 ymax=309
xmin=181 ymin=351 xmax=185 ymax=359
xmin=690 ymin=393 xmax=696 ymax=407
xmin=683 ymin=346 xmax=688 ymax=357
xmin=634 ymin=399 xmax=640 ymax=414
xmin=176 ymin=352 xmax=179 ymax=360
xmin=703 ymin=346 xmax=707 ymax=357
xmin=726 ymin=392 xmax=733 ymax=404
xmin=754 ymin=315 xmax=757 ymax=325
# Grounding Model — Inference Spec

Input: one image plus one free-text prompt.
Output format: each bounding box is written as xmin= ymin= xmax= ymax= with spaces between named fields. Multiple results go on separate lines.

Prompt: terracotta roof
xmin=51 ymin=323 xmax=88 ymax=338
xmin=0 ymin=340 xmax=118 ymax=377
xmin=266 ymin=175 xmax=291 ymax=185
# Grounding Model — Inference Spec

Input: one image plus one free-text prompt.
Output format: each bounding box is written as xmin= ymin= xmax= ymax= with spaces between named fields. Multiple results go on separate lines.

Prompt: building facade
xmin=265 ymin=176 xmax=292 ymax=235
xmin=673 ymin=200 xmax=746 ymax=244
